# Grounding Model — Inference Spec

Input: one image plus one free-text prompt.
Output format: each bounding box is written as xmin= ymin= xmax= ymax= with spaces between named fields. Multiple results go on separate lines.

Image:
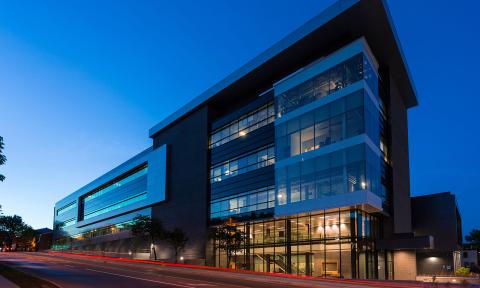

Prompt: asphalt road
xmin=0 ymin=252 xmax=425 ymax=288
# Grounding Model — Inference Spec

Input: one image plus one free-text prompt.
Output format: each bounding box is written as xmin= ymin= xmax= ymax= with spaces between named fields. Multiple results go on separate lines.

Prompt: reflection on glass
xmin=275 ymin=144 xmax=383 ymax=206
xmin=210 ymin=103 xmax=275 ymax=149
xmin=275 ymin=90 xmax=365 ymax=161
xmin=211 ymin=145 xmax=275 ymax=183
xmin=210 ymin=186 xmax=275 ymax=219
xmin=275 ymin=53 xmax=376 ymax=117
xmin=213 ymin=209 xmax=378 ymax=279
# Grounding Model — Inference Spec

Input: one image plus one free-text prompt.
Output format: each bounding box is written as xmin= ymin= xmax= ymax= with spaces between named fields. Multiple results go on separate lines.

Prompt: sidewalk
xmin=0 ymin=275 xmax=18 ymax=288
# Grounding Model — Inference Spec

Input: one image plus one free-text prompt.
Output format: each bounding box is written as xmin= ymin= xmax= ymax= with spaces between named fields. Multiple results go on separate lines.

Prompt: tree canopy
xmin=0 ymin=136 xmax=6 ymax=182
xmin=465 ymin=229 xmax=480 ymax=250
xmin=0 ymin=214 xmax=36 ymax=250
xmin=209 ymin=222 xmax=246 ymax=268
xmin=130 ymin=215 xmax=165 ymax=260
xmin=165 ymin=228 xmax=188 ymax=263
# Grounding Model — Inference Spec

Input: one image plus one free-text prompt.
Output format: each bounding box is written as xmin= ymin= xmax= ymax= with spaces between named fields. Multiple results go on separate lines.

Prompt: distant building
xmin=34 ymin=228 xmax=53 ymax=251
xmin=52 ymin=0 xmax=462 ymax=281
xmin=462 ymin=250 xmax=479 ymax=271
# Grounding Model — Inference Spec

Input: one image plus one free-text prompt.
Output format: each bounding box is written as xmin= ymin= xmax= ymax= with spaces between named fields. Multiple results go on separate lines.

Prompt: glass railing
xmin=210 ymin=103 xmax=275 ymax=149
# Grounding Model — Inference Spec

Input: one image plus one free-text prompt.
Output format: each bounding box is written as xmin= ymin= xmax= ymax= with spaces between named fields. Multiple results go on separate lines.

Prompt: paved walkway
xmin=0 ymin=275 xmax=18 ymax=288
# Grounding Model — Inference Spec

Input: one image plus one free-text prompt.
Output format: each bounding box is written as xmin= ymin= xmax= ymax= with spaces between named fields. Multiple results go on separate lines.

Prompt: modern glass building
xmin=53 ymin=0 xmax=462 ymax=280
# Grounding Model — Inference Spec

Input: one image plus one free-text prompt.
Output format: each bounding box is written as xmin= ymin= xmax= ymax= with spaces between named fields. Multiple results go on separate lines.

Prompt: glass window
xmin=347 ymin=53 xmax=364 ymax=84
xmin=275 ymin=220 xmax=286 ymax=243
xmin=300 ymin=112 xmax=315 ymax=129
xmin=276 ymin=123 xmax=286 ymax=137
xmin=316 ymin=170 xmax=331 ymax=198
xmin=275 ymin=53 xmax=373 ymax=117
xmin=314 ymin=73 xmax=330 ymax=99
xmin=84 ymin=166 xmax=148 ymax=203
xmin=315 ymin=120 xmax=329 ymax=148
xmin=300 ymin=126 xmax=315 ymax=153
xmin=84 ymin=192 xmax=147 ymax=220
xmin=275 ymin=89 xmax=370 ymax=161
xmin=347 ymin=90 xmax=363 ymax=110
xmin=210 ymin=145 xmax=275 ymax=183
xmin=330 ymin=98 xmax=345 ymax=117
xmin=57 ymin=201 xmax=77 ymax=216
xmin=315 ymin=105 xmax=330 ymax=122
xmin=290 ymin=177 xmax=301 ymax=203
xmin=297 ymin=217 xmax=310 ymax=241
xmin=290 ymin=131 xmax=301 ymax=156
xmin=210 ymin=186 xmax=275 ymax=219
xmin=339 ymin=211 xmax=351 ymax=238
xmin=301 ymin=173 xmax=316 ymax=200
xmin=277 ymin=184 xmax=287 ymax=205
xmin=316 ymin=154 xmax=330 ymax=171
xmin=346 ymin=108 xmax=364 ymax=138
xmin=311 ymin=215 xmax=324 ymax=240
xmin=287 ymin=118 xmax=300 ymax=134
xmin=329 ymin=64 xmax=345 ymax=92
xmin=210 ymin=102 xmax=275 ymax=149
xmin=330 ymin=167 xmax=344 ymax=196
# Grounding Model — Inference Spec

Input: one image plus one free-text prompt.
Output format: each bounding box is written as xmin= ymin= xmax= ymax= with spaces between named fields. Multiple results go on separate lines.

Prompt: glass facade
xmin=80 ymin=165 xmax=148 ymax=220
xmin=210 ymin=145 xmax=275 ymax=183
xmin=209 ymin=47 xmax=393 ymax=280
xmin=274 ymin=50 xmax=384 ymax=206
xmin=210 ymin=102 xmax=275 ymax=149
xmin=210 ymin=186 xmax=275 ymax=219
xmin=56 ymin=218 xmax=76 ymax=229
xmin=56 ymin=201 xmax=77 ymax=216
xmin=276 ymin=144 xmax=382 ymax=205
xmin=84 ymin=192 xmax=147 ymax=220
xmin=212 ymin=209 xmax=389 ymax=279
xmin=84 ymin=166 xmax=148 ymax=203
xmin=53 ymin=219 xmax=136 ymax=250
xmin=276 ymin=53 xmax=379 ymax=117
xmin=275 ymin=89 xmax=380 ymax=160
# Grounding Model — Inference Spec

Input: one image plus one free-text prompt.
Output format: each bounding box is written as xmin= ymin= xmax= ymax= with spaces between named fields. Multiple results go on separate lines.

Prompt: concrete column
xmin=393 ymin=250 xmax=416 ymax=280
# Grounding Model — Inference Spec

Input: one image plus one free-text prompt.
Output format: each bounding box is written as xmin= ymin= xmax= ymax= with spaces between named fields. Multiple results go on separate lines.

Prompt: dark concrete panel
xmin=151 ymin=106 xmax=210 ymax=262
xmin=388 ymin=77 xmax=412 ymax=234
xmin=416 ymin=251 xmax=456 ymax=275
xmin=412 ymin=192 xmax=462 ymax=252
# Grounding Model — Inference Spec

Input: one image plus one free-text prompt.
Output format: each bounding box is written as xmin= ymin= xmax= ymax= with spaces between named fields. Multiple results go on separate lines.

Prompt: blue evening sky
xmin=0 ymin=0 xmax=478 ymax=236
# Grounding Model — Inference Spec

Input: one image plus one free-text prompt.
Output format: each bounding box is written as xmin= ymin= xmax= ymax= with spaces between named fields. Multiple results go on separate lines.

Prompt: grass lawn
xmin=0 ymin=263 xmax=58 ymax=288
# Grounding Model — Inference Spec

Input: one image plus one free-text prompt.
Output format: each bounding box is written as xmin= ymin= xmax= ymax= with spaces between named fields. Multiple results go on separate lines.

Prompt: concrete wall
xmin=151 ymin=106 xmax=210 ymax=263
xmin=412 ymin=193 xmax=462 ymax=252
xmin=416 ymin=251 xmax=455 ymax=276
xmin=388 ymin=77 xmax=412 ymax=235
xmin=393 ymin=250 xmax=416 ymax=280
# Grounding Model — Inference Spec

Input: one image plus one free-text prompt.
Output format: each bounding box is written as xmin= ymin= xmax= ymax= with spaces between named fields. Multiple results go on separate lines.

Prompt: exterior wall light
xmin=361 ymin=182 xmax=366 ymax=189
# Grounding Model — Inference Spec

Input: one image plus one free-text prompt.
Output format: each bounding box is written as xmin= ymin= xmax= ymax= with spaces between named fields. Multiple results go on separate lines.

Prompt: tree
xmin=0 ymin=215 xmax=24 ymax=243
xmin=209 ymin=222 xmax=246 ymax=269
xmin=130 ymin=215 xmax=165 ymax=260
xmin=0 ymin=215 xmax=35 ymax=251
xmin=0 ymin=136 xmax=6 ymax=182
xmin=465 ymin=229 xmax=480 ymax=250
xmin=165 ymin=228 xmax=188 ymax=263
xmin=16 ymin=225 xmax=36 ymax=251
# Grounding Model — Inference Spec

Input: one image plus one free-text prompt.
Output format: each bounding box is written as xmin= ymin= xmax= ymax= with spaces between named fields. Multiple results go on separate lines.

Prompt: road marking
xmin=85 ymin=268 xmax=195 ymax=288
xmin=64 ymin=264 xmax=74 ymax=268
